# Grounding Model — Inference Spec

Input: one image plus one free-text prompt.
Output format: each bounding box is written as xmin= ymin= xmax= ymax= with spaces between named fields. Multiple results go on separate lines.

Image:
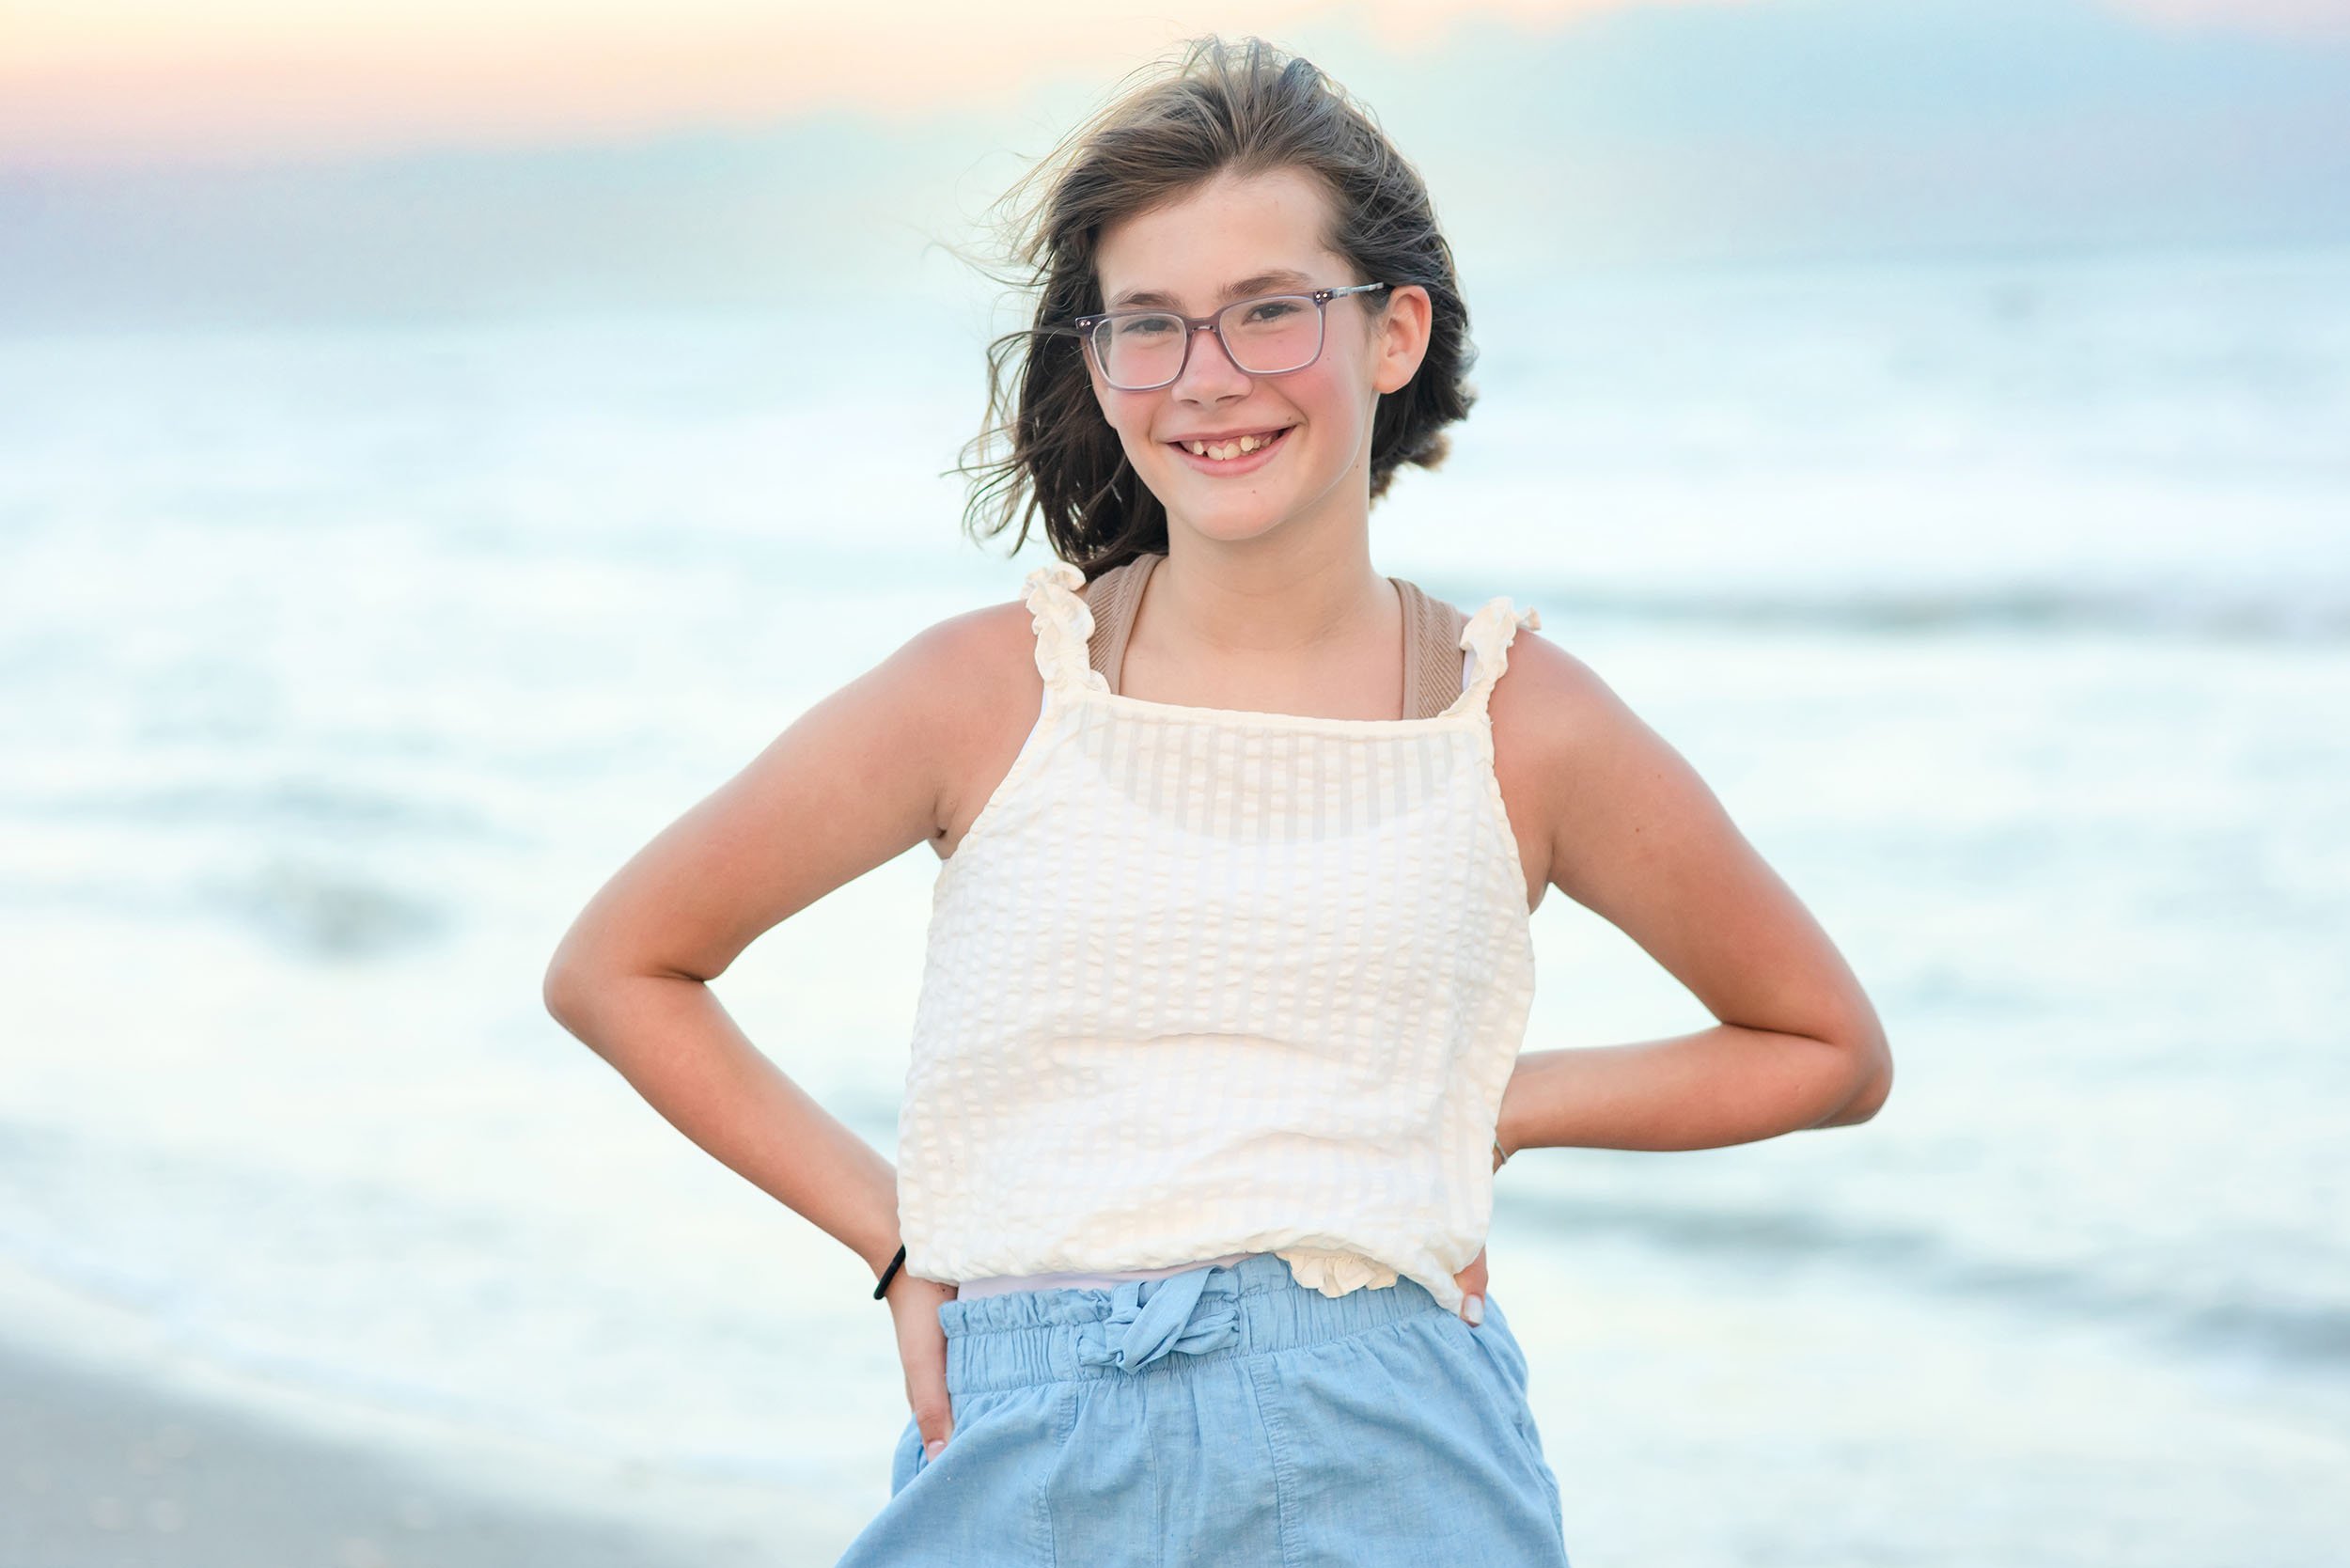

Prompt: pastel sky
xmin=3 ymin=0 xmax=2343 ymax=167
xmin=7 ymin=0 xmax=2344 ymax=328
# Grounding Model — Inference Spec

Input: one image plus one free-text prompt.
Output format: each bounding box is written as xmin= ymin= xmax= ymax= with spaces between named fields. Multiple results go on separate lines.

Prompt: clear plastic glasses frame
xmin=1058 ymin=282 xmax=1392 ymax=391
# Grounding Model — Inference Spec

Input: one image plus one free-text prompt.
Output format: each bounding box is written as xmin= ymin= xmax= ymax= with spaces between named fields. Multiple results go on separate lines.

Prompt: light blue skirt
xmin=834 ymin=1251 xmax=1571 ymax=1566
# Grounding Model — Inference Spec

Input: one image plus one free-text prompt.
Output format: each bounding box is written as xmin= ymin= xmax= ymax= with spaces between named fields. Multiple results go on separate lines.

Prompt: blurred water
xmin=2 ymin=240 xmax=2345 ymax=1564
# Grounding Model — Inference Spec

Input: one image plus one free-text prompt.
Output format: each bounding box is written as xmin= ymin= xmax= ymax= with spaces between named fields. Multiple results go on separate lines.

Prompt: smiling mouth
xmin=1166 ymin=426 xmax=1294 ymax=463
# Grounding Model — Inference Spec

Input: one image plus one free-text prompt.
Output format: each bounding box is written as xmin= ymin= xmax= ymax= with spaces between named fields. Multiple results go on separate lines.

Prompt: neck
xmin=1141 ymin=539 xmax=1393 ymax=663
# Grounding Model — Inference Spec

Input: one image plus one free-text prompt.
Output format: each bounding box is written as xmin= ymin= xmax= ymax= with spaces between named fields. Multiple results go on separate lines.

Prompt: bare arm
xmin=1492 ymin=635 xmax=1893 ymax=1156
xmin=540 ymin=606 xmax=1014 ymax=1287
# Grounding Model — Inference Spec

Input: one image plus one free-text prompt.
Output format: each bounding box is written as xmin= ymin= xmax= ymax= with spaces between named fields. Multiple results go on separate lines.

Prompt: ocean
xmin=2 ymin=238 xmax=2344 ymax=1563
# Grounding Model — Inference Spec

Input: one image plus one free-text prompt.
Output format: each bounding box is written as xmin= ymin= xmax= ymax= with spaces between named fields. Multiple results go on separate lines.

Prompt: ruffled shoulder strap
xmin=1020 ymin=559 xmax=1111 ymax=696
xmin=1458 ymin=595 xmax=1543 ymax=713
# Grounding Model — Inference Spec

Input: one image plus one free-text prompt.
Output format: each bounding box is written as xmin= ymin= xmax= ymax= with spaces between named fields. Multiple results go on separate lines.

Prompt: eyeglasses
xmin=1060 ymin=282 xmax=1391 ymax=392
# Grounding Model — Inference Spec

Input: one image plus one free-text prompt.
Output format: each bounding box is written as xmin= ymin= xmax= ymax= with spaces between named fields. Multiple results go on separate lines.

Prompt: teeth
xmin=1183 ymin=430 xmax=1281 ymax=461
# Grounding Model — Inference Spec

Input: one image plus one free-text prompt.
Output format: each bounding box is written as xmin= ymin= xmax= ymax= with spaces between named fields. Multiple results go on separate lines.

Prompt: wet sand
xmin=0 ymin=1325 xmax=831 ymax=1568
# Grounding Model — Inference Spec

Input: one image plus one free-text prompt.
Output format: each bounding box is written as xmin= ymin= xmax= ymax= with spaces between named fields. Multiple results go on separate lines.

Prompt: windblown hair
xmin=947 ymin=34 xmax=1480 ymax=580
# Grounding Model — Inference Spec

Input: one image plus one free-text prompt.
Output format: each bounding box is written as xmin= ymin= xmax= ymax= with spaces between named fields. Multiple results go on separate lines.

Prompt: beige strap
xmin=1081 ymin=552 xmax=1158 ymax=695
xmin=1391 ymin=576 xmax=1472 ymax=719
xmin=1081 ymin=552 xmax=1469 ymax=716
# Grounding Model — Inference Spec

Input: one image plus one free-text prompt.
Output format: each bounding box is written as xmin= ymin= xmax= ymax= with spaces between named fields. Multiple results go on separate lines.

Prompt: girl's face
xmin=1085 ymin=165 xmax=1432 ymax=546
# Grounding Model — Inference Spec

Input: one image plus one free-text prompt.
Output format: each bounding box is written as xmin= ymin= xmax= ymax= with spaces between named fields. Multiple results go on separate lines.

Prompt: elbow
xmin=541 ymin=933 xmax=605 ymax=1036
xmin=1815 ymin=1030 xmax=1894 ymax=1128
xmin=542 ymin=941 xmax=712 ymax=1044
xmin=542 ymin=956 xmax=587 ymax=1033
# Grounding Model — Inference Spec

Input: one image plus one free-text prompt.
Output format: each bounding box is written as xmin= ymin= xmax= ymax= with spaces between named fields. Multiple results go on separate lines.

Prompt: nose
xmin=1168 ymin=321 xmax=1254 ymax=401
xmin=1073 ymin=1267 xmax=1243 ymax=1373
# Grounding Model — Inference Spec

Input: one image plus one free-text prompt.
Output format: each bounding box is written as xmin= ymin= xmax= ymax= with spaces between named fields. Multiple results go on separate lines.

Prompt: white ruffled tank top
xmin=892 ymin=558 xmax=1542 ymax=1314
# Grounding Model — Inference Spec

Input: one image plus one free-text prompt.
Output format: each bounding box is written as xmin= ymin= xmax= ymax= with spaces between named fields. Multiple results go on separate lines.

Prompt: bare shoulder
xmin=1484 ymin=627 xmax=1632 ymax=907
xmin=838 ymin=593 xmax=1033 ymax=780
xmin=543 ymin=592 xmax=1041 ymax=994
xmin=909 ymin=593 xmax=1038 ymax=716
xmin=1485 ymin=624 xmax=1715 ymax=909
xmin=916 ymin=590 xmax=1053 ymax=861
xmin=1486 ymin=624 xmax=1634 ymax=770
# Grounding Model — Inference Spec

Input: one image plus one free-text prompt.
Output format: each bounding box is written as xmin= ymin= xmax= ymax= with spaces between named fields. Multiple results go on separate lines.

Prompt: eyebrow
xmin=1108 ymin=268 xmax=1317 ymax=310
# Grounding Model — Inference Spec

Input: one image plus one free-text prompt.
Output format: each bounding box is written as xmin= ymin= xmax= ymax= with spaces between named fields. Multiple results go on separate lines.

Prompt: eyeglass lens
xmin=1093 ymin=295 xmax=1322 ymax=389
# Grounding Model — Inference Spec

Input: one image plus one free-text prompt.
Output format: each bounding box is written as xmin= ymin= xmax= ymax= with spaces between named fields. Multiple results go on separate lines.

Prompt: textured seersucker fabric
xmin=893 ymin=559 xmax=1542 ymax=1314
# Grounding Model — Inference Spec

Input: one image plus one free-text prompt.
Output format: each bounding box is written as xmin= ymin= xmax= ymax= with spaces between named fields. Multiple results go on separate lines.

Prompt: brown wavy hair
xmin=946 ymin=34 xmax=1480 ymax=583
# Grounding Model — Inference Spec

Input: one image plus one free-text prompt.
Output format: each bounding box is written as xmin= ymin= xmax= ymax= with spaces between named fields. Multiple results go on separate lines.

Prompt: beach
xmin=2 ymin=1331 xmax=696 ymax=1568
xmin=1 ymin=242 xmax=2344 ymax=1566
xmin=0 ymin=1262 xmax=852 ymax=1567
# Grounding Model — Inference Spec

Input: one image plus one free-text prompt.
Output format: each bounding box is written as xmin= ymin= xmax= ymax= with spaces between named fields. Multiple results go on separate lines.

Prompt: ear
xmin=1372 ymin=284 xmax=1434 ymax=397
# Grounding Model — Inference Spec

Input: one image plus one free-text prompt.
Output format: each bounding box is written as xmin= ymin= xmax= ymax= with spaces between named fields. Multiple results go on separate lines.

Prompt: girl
xmin=545 ymin=34 xmax=1891 ymax=1566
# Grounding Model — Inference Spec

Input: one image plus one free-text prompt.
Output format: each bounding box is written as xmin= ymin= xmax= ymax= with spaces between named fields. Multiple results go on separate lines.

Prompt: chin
xmin=1169 ymin=508 xmax=1294 ymax=545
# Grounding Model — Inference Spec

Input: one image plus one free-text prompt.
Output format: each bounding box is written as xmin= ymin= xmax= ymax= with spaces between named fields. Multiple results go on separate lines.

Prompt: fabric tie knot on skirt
xmin=1073 ymin=1267 xmax=1243 ymax=1373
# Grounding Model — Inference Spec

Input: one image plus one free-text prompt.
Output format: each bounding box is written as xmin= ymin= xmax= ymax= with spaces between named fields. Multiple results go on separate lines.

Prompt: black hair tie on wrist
xmin=873 ymin=1243 xmax=908 ymax=1300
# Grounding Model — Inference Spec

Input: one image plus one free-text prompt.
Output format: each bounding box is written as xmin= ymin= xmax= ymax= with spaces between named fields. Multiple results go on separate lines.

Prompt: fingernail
xmin=924 ymin=1437 xmax=946 ymax=1459
xmin=1463 ymin=1294 xmax=1485 ymax=1326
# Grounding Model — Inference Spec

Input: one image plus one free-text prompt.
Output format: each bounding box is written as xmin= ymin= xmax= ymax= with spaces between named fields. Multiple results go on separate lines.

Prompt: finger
xmin=889 ymin=1280 xmax=957 ymax=1457
xmin=910 ymin=1377 xmax=954 ymax=1459
xmin=1453 ymin=1245 xmax=1491 ymax=1325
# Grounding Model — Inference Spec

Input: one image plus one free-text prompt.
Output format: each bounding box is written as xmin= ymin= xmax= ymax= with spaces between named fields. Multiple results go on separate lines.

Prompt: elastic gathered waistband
xmin=937 ymin=1251 xmax=1447 ymax=1395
